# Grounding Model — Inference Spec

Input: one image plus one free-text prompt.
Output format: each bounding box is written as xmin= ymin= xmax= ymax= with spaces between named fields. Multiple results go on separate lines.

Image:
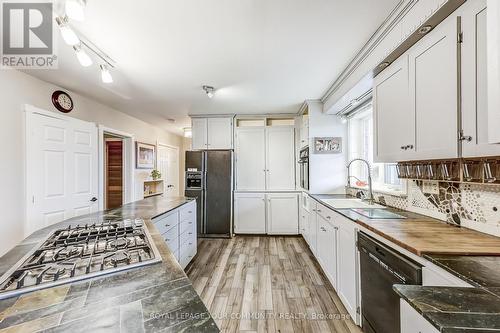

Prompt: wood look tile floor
xmin=186 ymin=236 xmax=362 ymax=333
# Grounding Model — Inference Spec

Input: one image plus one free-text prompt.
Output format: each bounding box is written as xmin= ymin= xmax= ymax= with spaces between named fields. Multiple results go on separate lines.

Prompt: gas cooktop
xmin=0 ymin=219 xmax=161 ymax=299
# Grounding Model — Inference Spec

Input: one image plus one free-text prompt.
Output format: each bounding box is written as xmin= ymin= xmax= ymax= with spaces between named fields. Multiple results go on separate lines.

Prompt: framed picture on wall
xmin=136 ymin=142 xmax=156 ymax=169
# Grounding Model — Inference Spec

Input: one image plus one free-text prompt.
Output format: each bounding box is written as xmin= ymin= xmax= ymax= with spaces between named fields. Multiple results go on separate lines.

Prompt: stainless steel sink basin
xmin=319 ymin=198 xmax=386 ymax=209
xmin=350 ymin=208 xmax=406 ymax=219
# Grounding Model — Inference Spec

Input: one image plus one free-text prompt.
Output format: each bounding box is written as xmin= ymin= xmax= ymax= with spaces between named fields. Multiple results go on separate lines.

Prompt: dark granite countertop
xmin=0 ymin=195 xmax=219 ymax=333
xmin=310 ymin=193 xmax=500 ymax=332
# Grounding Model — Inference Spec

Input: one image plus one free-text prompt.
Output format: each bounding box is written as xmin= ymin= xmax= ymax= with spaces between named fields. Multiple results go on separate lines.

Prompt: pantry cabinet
xmin=191 ymin=117 xmax=233 ymax=150
xmin=373 ymin=56 xmax=412 ymax=163
xmin=234 ymin=192 xmax=298 ymax=235
xmin=234 ymin=193 xmax=266 ymax=234
xmin=235 ymin=126 xmax=295 ymax=191
xmin=235 ymin=128 xmax=266 ymax=191
xmin=267 ymin=193 xmax=299 ymax=235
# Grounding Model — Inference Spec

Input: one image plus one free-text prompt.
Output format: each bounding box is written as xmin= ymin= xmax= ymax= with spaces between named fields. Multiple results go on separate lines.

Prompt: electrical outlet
xmin=422 ymin=180 xmax=439 ymax=195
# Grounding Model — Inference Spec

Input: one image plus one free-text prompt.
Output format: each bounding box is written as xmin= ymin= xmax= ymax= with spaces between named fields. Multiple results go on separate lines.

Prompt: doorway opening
xmin=157 ymin=143 xmax=180 ymax=197
xmin=104 ymin=134 xmax=124 ymax=209
xmin=98 ymin=126 xmax=135 ymax=211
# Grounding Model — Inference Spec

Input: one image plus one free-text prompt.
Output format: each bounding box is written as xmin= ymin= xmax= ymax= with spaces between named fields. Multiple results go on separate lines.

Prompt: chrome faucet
xmin=346 ymin=158 xmax=375 ymax=205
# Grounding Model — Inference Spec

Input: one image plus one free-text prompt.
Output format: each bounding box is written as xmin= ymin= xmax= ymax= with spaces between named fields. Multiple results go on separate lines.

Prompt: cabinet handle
xmin=326 ymin=216 xmax=331 ymax=219
xmin=320 ymin=227 xmax=326 ymax=232
xmin=165 ymin=224 xmax=170 ymax=227
xmin=459 ymin=135 xmax=473 ymax=142
xmin=400 ymin=146 xmax=406 ymax=150
xmin=406 ymin=144 xmax=414 ymax=150
xmin=334 ymin=226 xmax=339 ymax=230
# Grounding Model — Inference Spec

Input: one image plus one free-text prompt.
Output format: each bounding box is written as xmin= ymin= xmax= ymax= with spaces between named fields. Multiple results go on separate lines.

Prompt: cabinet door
xmin=374 ymin=56 xmax=413 ymax=163
xmin=317 ymin=217 xmax=337 ymax=289
xmin=409 ymin=16 xmax=459 ymax=159
xmin=191 ymin=118 xmax=208 ymax=150
xmin=336 ymin=215 xmax=359 ymax=322
xmin=235 ymin=128 xmax=266 ymax=191
xmin=267 ymin=193 xmax=299 ymax=235
xmin=207 ymin=117 xmax=233 ymax=149
xmin=462 ymin=0 xmax=500 ymax=156
xmin=266 ymin=127 xmax=295 ymax=191
xmin=400 ymin=300 xmax=440 ymax=333
xmin=234 ymin=193 xmax=266 ymax=234
xmin=488 ymin=0 xmax=500 ymax=144
xmin=299 ymin=206 xmax=308 ymax=239
xmin=308 ymin=203 xmax=318 ymax=254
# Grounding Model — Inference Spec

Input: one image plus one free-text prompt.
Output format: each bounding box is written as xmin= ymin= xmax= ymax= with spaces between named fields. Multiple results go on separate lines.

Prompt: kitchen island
xmin=0 ymin=196 xmax=218 ymax=333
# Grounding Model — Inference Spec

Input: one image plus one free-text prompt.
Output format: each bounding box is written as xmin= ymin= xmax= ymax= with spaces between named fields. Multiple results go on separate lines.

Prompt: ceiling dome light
xmin=73 ymin=44 xmax=92 ymax=67
xmin=56 ymin=17 xmax=80 ymax=46
xmin=65 ymin=0 xmax=87 ymax=21
xmin=100 ymin=64 xmax=113 ymax=83
xmin=202 ymin=85 xmax=215 ymax=99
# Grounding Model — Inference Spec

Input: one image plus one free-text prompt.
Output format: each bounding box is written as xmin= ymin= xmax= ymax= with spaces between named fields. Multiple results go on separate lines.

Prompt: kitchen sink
xmin=319 ymin=198 xmax=386 ymax=209
xmin=350 ymin=208 xmax=406 ymax=219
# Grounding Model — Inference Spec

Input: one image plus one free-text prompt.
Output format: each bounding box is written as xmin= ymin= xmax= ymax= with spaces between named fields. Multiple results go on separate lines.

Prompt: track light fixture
xmin=56 ymin=16 xmax=80 ymax=46
xmin=100 ymin=64 xmax=113 ymax=83
xmin=65 ymin=0 xmax=87 ymax=22
xmin=202 ymin=85 xmax=215 ymax=99
xmin=73 ymin=44 xmax=92 ymax=67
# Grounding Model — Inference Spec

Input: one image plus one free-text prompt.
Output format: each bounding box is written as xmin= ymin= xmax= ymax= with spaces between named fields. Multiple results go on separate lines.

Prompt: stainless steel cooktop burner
xmin=0 ymin=219 xmax=161 ymax=299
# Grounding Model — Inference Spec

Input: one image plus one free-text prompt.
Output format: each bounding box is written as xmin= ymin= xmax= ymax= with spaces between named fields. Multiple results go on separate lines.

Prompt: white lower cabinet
xmin=234 ymin=192 xmax=299 ymax=235
xmin=400 ymin=300 xmax=439 ymax=333
xmin=267 ymin=193 xmax=299 ymax=235
xmin=317 ymin=215 xmax=338 ymax=288
xmin=308 ymin=203 xmax=318 ymax=255
xmin=299 ymin=207 xmax=309 ymax=243
xmin=234 ymin=193 xmax=267 ymax=234
xmin=152 ymin=200 xmax=197 ymax=269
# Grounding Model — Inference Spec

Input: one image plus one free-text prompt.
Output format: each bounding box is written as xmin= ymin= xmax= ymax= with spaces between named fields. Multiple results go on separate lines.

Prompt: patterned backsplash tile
xmin=347 ymin=181 xmax=500 ymax=237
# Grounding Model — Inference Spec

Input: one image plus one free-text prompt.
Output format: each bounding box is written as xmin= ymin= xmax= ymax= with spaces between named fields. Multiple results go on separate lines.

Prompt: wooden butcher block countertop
xmin=311 ymin=194 xmax=500 ymax=257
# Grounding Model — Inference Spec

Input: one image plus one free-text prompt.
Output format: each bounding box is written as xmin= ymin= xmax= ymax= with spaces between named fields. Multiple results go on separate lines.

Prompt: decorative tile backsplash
xmin=347 ymin=181 xmax=500 ymax=237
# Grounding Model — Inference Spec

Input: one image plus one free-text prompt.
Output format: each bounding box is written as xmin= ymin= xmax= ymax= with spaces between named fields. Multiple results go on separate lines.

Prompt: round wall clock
xmin=51 ymin=90 xmax=74 ymax=113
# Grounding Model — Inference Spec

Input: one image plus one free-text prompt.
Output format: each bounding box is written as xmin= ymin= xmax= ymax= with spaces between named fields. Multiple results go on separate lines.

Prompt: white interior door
xmin=26 ymin=107 xmax=98 ymax=235
xmin=157 ymin=144 xmax=179 ymax=197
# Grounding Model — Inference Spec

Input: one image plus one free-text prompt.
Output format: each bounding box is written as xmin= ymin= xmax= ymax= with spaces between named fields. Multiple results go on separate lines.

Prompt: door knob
xmin=90 ymin=197 xmax=98 ymax=202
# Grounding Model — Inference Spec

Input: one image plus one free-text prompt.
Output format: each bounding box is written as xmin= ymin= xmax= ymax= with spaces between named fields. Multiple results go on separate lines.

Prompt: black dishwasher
xmin=358 ymin=232 xmax=422 ymax=333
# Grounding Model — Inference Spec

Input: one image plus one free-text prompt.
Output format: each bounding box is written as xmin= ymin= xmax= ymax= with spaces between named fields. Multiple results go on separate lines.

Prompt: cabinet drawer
xmin=180 ymin=226 xmax=196 ymax=246
xmin=180 ymin=236 xmax=196 ymax=255
xmin=180 ymin=217 xmax=195 ymax=235
xmin=162 ymin=225 xmax=179 ymax=253
xmin=153 ymin=211 xmax=179 ymax=235
xmin=315 ymin=204 xmax=335 ymax=222
xmin=180 ymin=202 xmax=195 ymax=222
xmin=179 ymin=242 xmax=197 ymax=269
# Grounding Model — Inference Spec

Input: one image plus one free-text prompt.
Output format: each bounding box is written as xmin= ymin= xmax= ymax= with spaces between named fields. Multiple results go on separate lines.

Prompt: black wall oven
xmin=298 ymin=147 xmax=309 ymax=190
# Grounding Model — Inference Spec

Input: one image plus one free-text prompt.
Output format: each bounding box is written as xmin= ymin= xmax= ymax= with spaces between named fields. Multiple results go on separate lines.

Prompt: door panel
xmin=191 ymin=118 xmax=207 ymax=150
xmin=266 ymin=127 xmax=295 ymax=191
xmin=28 ymin=110 xmax=98 ymax=235
xmin=235 ymin=128 xmax=266 ymax=191
xmin=409 ymin=17 xmax=458 ymax=159
xmin=267 ymin=193 xmax=298 ymax=234
xmin=207 ymin=118 xmax=233 ymax=149
xmin=374 ymin=56 xmax=413 ymax=163
xmin=234 ymin=193 xmax=266 ymax=234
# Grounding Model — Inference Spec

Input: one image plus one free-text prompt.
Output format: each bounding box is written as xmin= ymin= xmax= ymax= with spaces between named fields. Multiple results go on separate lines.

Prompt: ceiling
xmin=24 ymin=0 xmax=400 ymax=135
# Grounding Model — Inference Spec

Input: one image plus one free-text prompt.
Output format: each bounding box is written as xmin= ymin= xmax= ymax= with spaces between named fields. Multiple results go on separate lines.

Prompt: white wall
xmin=0 ymin=70 xmax=185 ymax=256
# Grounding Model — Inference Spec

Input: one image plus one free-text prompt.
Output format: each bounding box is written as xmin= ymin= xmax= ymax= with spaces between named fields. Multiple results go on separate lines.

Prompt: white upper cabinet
xmin=267 ymin=193 xmax=299 ymax=235
xmin=235 ymin=127 xmax=266 ymax=191
xmin=373 ymin=56 xmax=413 ymax=163
xmin=408 ymin=15 xmax=458 ymax=160
xmin=191 ymin=118 xmax=208 ymax=150
xmin=462 ymin=0 xmax=500 ymax=157
xmin=207 ymin=117 xmax=233 ymax=149
xmin=488 ymin=0 xmax=500 ymax=144
xmin=191 ymin=117 xmax=233 ymax=150
xmin=266 ymin=127 xmax=296 ymax=191
xmin=235 ymin=122 xmax=295 ymax=191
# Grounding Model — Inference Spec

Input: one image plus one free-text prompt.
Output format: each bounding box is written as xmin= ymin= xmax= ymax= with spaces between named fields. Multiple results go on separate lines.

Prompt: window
xmin=347 ymin=105 xmax=406 ymax=194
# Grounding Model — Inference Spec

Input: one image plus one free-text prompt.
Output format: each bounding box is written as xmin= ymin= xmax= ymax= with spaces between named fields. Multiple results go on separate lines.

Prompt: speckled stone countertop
xmin=311 ymin=194 xmax=500 ymax=332
xmin=0 ymin=195 xmax=219 ymax=333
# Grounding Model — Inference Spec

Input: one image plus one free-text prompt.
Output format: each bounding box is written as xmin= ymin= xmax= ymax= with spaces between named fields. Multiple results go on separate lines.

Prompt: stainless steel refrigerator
xmin=185 ymin=150 xmax=233 ymax=238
